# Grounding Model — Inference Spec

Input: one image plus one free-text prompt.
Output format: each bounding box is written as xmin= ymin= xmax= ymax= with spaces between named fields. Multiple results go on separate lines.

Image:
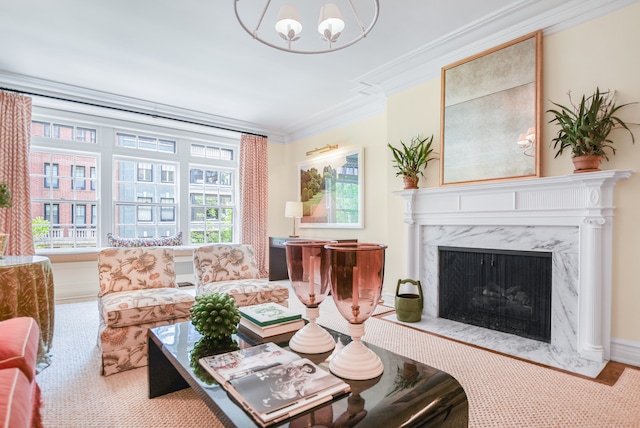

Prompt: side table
xmin=0 ymin=255 xmax=55 ymax=371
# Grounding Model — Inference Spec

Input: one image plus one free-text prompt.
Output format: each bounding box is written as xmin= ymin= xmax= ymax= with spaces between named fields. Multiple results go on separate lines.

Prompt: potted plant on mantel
xmin=0 ymin=182 xmax=12 ymax=257
xmin=388 ymin=134 xmax=438 ymax=189
xmin=547 ymin=87 xmax=637 ymax=173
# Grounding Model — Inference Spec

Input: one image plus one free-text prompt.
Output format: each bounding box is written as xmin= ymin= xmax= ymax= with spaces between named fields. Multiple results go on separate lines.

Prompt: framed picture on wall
xmin=440 ymin=30 xmax=542 ymax=185
xmin=298 ymin=147 xmax=363 ymax=229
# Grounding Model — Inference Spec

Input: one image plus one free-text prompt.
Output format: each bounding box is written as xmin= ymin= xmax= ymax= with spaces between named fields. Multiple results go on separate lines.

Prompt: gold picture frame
xmin=440 ymin=30 xmax=542 ymax=185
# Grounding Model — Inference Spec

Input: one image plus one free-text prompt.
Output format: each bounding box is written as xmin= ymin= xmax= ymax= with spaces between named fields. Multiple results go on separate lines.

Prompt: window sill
xmin=37 ymin=245 xmax=199 ymax=263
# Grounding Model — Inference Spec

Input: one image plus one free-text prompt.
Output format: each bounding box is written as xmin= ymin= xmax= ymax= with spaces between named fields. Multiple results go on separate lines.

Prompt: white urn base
xmin=288 ymin=306 xmax=335 ymax=354
xmin=329 ymin=323 xmax=383 ymax=380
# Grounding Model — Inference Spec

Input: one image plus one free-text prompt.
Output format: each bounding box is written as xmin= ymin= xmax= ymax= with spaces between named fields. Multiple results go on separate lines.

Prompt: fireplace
xmin=438 ymin=247 xmax=552 ymax=343
xmin=396 ymin=170 xmax=631 ymax=377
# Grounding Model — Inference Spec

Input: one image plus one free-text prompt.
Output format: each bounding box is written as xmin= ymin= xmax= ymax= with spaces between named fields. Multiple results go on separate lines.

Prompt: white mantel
xmin=396 ymin=170 xmax=632 ymax=365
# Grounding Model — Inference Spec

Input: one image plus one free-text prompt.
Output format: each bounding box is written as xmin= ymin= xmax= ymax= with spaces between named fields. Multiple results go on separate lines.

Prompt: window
xmin=189 ymin=164 xmax=235 ymax=244
xmin=90 ymin=204 xmax=97 ymax=226
xmin=161 ymin=165 xmax=175 ymax=183
xmin=76 ymin=127 xmax=97 ymax=143
xmin=90 ymin=167 xmax=96 ymax=190
xmin=116 ymin=132 xmax=177 ymax=153
xmin=137 ymin=163 xmax=153 ymax=182
xmin=71 ymin=165 xmax=86 ymax=190
xmin=31 ymin=150 xmax=98 ymax=248
xmin=137 ymin=206 xmax=153 ymax=222
xmin=114 ymin=158 xmax=178 ymax=238
xmin=191 ymin=143 xmax=233 ymax=160
xmin=32 ymin=120 xmax=96 ymax=144
xmin=44 ymin=163 xmax=59 ymax=189
xmin=74 ymin=204 xmax=86 ymax=225
xmin=29 ymin=112 xmax=239 ymax=249
xmin=44 ymin=204 xmax=59 ymax=225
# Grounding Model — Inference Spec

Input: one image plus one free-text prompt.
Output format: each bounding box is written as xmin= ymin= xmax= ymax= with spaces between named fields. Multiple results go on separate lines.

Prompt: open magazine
xmin=199 ymin=343 xmax=350 ymax=426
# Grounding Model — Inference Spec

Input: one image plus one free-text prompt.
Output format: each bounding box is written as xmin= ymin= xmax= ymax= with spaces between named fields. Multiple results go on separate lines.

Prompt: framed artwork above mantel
xmin=298 ymin=147 xmax=363 ymax=229
xmin=440 ymin=30 xmax=542 ymax=185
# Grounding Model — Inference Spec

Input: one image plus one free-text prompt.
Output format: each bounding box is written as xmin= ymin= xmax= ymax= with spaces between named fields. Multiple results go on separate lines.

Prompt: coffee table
xmin=148 ymin=321 xmax=468 ymax=427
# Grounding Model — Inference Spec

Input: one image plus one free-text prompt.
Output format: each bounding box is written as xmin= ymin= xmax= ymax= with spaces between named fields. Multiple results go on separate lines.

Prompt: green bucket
xmin=395 ymin=279 xmax=423 ymax=323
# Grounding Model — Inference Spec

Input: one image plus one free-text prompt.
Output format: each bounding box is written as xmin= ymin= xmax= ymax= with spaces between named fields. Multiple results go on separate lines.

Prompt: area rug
xmin=38 ymin=295 xmax=640 ymax=427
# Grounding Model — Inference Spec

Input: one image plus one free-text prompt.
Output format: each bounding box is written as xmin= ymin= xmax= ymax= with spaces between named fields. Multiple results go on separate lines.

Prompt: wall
xmin=268 ymin=113 xmax=396 ymax=292
xmin=269 ymin=3 xmax=640 ymax=353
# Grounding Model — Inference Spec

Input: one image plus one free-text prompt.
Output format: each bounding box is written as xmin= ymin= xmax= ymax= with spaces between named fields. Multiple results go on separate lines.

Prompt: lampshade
xmin=285 ymin=201 xmax=303 ymax=218
xmin=318 ymin=3 xmax=344 ymax=42
xmin=275 ymin=4 xmax=303 ymax=41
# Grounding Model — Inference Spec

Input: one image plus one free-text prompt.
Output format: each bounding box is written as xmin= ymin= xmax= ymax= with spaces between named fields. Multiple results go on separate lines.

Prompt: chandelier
xmin=234 ymin=0 xmax=380 ymax=54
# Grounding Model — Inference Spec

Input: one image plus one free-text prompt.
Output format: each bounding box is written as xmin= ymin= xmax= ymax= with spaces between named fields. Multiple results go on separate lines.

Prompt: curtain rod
xmin=0 ymin=86 xmax=268 ymax=139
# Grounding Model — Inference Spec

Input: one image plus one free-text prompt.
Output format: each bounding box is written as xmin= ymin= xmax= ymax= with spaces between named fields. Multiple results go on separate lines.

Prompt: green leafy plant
xmin=387 ymin=135 xmax=438 ymax=179
xmin=190 ymin=292 xmax=241 ymax=339
xmin=0 ymin=182 xmax=12 ymax=208
xmin=547 ymin=87 xmax=637 ymax=160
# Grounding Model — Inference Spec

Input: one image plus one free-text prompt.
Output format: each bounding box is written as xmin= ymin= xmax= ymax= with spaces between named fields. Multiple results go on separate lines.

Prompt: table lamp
xmin=284 ymin=201 xmax=303 ymax=238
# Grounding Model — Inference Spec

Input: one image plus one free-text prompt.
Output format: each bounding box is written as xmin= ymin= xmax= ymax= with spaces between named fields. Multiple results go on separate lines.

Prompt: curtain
xmin=0 ymin=92 xmax=34 ymax=256
xmin=239 ymin=134 xmax=268 ymax=277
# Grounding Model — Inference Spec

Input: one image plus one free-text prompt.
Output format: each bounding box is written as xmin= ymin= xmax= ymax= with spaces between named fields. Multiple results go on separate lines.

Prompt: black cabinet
xmin=268 ymin=237 xmax=307 ymax=281
xmin=268 ymin=237 xmax=357 ymax=281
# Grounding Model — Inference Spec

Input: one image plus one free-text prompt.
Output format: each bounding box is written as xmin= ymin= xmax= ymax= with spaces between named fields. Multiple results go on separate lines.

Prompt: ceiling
xmin=0 ymin=0 xmax=634 ymax=143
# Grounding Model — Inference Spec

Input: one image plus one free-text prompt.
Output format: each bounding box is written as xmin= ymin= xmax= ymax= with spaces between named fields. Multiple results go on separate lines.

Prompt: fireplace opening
xmin=438 ymin=246 xmax=552 ymax=343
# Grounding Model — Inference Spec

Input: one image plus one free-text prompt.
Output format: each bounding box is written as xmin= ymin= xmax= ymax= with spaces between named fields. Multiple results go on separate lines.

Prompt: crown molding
xmin=1 ymin=0 xmax=636 ymax=145
xmin=283 ymin=93 xmax=386 ymax=143
xmin=0 ymin=71 xmax=287 ymax=144
xmin=288 ymin=0 xmax=638 ymax=141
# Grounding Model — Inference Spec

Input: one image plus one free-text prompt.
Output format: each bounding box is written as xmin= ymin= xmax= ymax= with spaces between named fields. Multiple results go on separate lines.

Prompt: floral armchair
xmin=97 ymin=247 xmax=195 ymax=376
xmin=193 ymin=244 xmax=288 ymax=307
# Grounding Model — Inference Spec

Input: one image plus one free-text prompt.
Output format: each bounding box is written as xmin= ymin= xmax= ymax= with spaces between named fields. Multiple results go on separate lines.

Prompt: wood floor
xmin=596 ymin=361 xmax=640 ymax=386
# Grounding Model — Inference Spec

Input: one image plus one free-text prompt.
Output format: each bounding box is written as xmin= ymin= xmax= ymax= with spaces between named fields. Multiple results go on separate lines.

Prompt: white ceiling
xmin=0 ymin=0 xmax=635 ymax=143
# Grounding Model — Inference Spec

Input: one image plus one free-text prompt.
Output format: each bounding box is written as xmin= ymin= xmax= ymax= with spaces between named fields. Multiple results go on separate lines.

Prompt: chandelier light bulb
xmin=275 ymin=4 xmax=302 ymax=42
xmin=318 ymin=3 xmax=345 ymax=44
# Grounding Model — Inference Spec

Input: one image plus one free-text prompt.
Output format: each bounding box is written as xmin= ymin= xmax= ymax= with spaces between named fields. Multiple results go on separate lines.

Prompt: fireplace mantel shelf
xmin=396 ymin=169 xmax=633 ymax=368
xmin=395 ymin=169 xmax=633 ymax=226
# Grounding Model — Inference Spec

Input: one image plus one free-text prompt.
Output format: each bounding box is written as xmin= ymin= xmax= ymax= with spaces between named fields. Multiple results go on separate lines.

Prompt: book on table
xmin=199 ymin=342 xmax=350 ymax=427
xmin=239 ymin=302 xmax=302 ymax=327
xmin=239 ymin=316 xmax=305 ymax=338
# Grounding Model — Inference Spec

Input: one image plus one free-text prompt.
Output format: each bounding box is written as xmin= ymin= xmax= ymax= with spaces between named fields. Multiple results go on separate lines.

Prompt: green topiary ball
xmin=190 ymin=292 xmax=241 ymax=339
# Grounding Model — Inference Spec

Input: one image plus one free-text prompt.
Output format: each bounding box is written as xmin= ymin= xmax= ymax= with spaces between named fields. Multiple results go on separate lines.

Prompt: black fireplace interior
xmin=438 ymin=246 xmax=552 ymax=343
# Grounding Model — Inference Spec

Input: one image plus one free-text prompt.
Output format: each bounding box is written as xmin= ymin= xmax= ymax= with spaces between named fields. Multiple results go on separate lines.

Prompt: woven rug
xmin=38 ymin=295 xmax=640 ymax=427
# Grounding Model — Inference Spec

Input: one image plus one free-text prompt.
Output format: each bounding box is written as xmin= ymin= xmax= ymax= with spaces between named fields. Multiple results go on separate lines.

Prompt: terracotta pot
xmin=572 ymin=155 xmax=603 ymax=173
xmin=402 ymin=176 xmax=419 ymax=189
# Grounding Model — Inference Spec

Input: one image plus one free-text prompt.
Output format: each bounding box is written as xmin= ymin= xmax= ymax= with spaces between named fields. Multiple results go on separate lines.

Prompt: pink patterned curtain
xmin=0 ymin=92 xmax=34 ymax=256
xmin=239 ymin=134 xmax=268 ymax=277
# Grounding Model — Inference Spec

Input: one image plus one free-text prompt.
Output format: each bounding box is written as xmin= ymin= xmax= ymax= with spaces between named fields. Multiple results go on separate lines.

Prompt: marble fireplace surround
xmin=395 ymin=170 xmax=632 ymax=377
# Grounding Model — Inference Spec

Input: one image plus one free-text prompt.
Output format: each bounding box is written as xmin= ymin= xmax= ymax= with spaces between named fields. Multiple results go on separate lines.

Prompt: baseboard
xmin=610 ymin=337 xmax=640 ymax=366
xmin=55 ymin=284 xmax=97 ymax=302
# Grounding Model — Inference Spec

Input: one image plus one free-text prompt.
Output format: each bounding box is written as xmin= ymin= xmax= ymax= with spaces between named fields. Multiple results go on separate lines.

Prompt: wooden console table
xmin=0 ymin=255 xmax=55 ymax=371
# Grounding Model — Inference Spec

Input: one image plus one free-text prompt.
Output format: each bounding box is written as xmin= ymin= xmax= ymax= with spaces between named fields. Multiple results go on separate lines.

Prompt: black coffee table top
xmin=148 ymin=321 xmax=468 ymax=427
